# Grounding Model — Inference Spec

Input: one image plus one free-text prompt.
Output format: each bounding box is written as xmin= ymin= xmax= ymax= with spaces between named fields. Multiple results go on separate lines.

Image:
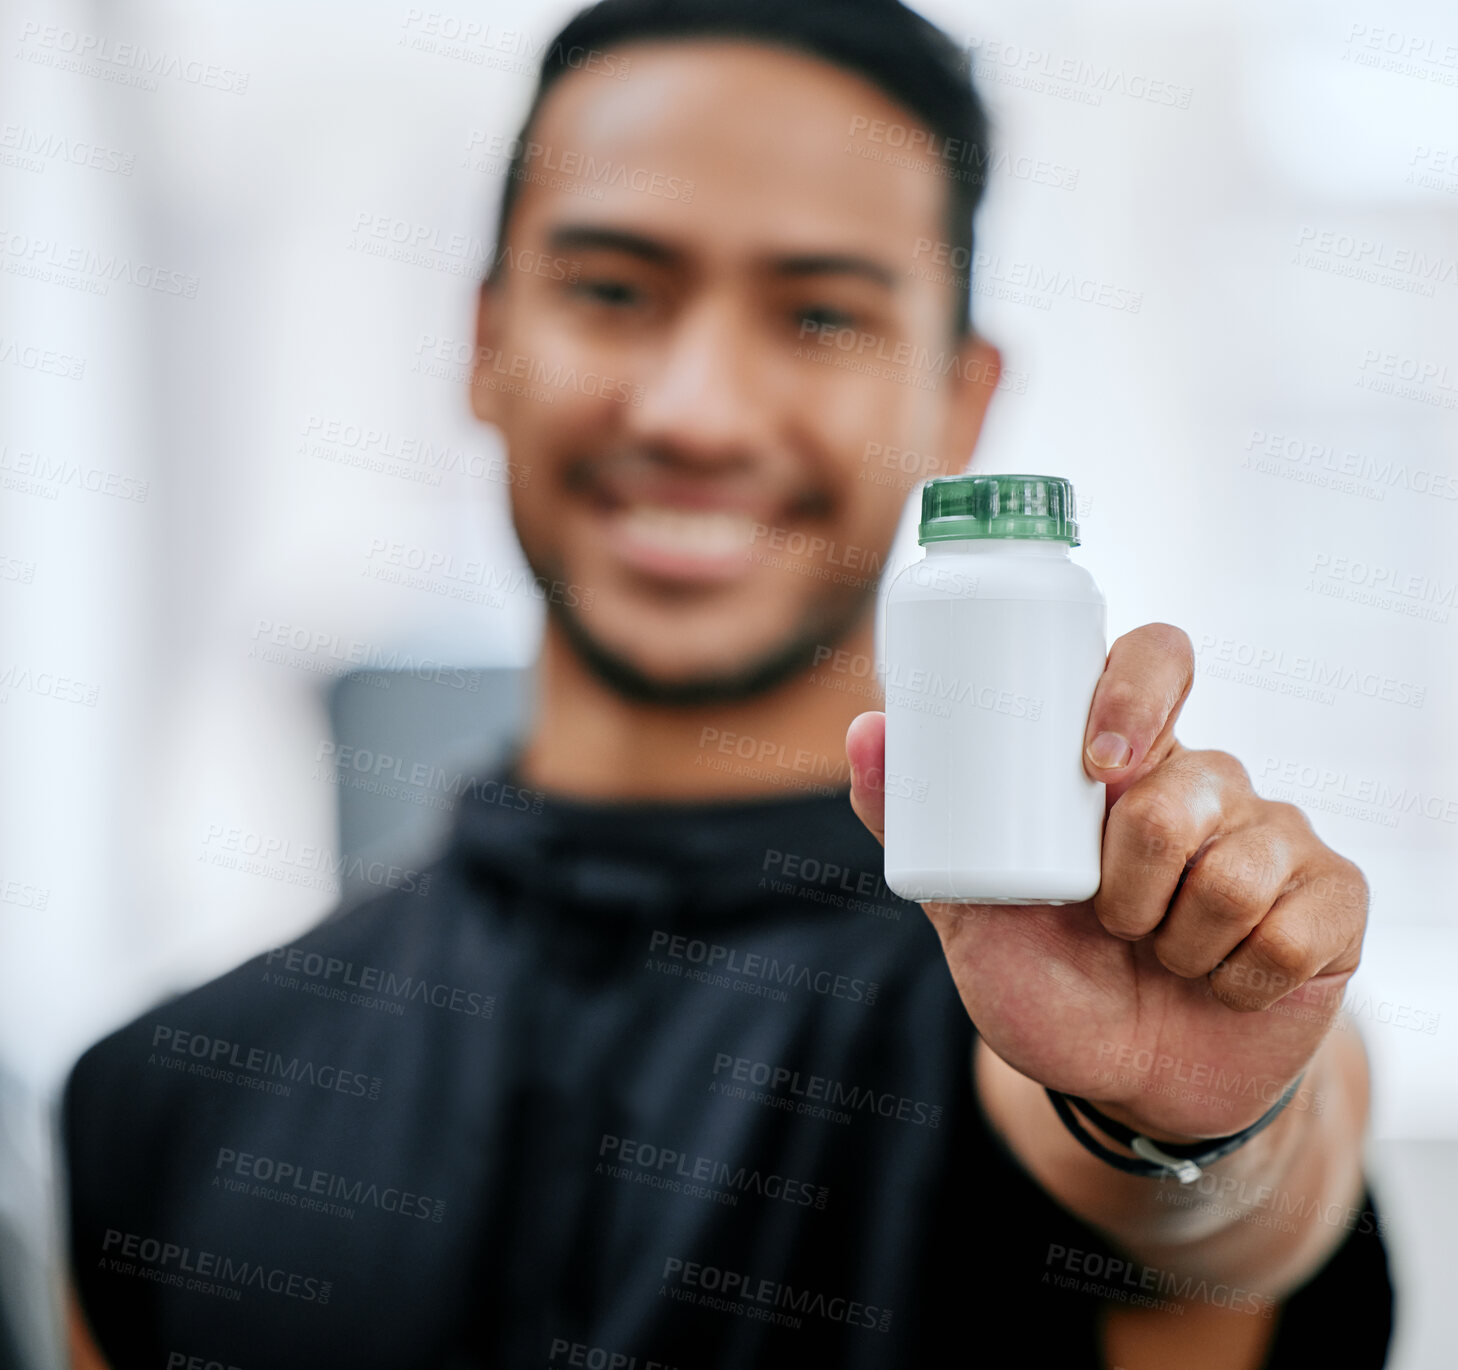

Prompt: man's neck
xmin=516 ymin=614 xmax=882 ymax=801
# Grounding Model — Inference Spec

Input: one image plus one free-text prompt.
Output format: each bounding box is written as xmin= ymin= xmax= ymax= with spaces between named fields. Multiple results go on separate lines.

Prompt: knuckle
xmin=1267 ymin=799 xmax=1314 ymax=833
xmin=1298 ymin=857 xmax=1368 ymax=911
xmin=1154 ymin=623 xmax=1189 ymax=685
xmin=1091 ymin=884 xmax=1153 ymax=939
xmin=1122 ymin=621 xmax=1193 ymax=667
xmin=1246 ymin=920 xmax=1311 ymax=982
xmin=1215 ymin=829 xmax=1288 ymax=899
xmin=1188 ymin=748 xmax=1250 ymax=791
xmin=1118 ymin=789 xmax=1191 ymax=863
xmin=1336 ymin=923 xmax=1367 ymax=975
xmin=1152 ymin=622 xmax=1195 ymax=672
xmin=1152 ymin=938 xmax=1210 ymax=979
xmin=1341 ymin=860 xmax=1371 ymax=910
xmin=1192 ymin=865 xmax=1268 ymax=927
xmin=1097 ymin=675 xmax=1159 ymax=725
xmin=1096 ymin=907 xmax=1151 ymax=941
xmin=1210 ymin=950 xmax=1303 ymax=1003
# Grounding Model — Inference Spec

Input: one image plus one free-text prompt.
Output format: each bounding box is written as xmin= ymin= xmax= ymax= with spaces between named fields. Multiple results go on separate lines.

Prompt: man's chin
xmin=546 ymin=596 xmax=856 ymax=709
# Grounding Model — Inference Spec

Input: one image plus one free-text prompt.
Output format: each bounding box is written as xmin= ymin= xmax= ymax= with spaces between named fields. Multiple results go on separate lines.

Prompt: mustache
xmin=561 ymin=448 xmax=833 ymax=521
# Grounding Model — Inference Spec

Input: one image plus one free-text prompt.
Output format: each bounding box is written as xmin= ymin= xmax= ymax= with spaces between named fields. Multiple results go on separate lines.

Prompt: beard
xmin=543 ymin=592 xmax=869 ymax=707
xmin=530 ymin=552 xmax=876 ymax=708
xmin=524 ymin=448 xmax=874 ymax=705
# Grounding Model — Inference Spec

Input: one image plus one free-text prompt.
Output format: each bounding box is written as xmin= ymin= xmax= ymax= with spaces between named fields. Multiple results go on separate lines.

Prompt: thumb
xmin=845 ymin=711 xmax=887 ymax=845
xmin=1082 ymin=624 xmax=1194 ymax=801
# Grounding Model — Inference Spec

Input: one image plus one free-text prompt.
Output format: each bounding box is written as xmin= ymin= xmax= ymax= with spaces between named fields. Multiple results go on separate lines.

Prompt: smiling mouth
xmin=601 ymin=503 xmax=762 ymax=583
xmin=566 ymin=453 xmax=832 ymax=586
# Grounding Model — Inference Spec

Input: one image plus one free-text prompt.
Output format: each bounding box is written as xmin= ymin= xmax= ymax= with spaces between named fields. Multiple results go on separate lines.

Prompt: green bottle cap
xmin=918 ymin=473 xmax=1080 ymax=546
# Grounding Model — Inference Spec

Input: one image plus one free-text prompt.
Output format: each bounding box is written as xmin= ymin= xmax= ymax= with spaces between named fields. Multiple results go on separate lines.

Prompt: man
xmin=64 ymin=1 xmax=1394 ymax=1366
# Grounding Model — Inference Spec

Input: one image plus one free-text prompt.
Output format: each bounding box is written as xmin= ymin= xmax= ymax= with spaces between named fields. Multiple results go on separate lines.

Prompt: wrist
xmin=1080 ymin=1066 xmax=1313 ymax=1141
xmin=1082 ymin=1097 xmax=1231 ymax=1147
xmin=1048 ymin=1073 xmax=1307 ymax=1186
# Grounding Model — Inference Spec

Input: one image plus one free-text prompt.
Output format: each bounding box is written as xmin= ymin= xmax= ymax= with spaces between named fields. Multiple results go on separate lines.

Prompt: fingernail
xmin=1086 ymin=732 xmax=1133 ymax=770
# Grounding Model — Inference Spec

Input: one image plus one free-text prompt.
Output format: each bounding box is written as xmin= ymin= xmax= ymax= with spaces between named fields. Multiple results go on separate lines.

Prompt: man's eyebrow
xmin=773 ymin=253 xmax=899 ymax=291
xmin=542 ymin=226 xmax=899 ymax=291
xmin=544 ymin=224 xmax=679 ymax=264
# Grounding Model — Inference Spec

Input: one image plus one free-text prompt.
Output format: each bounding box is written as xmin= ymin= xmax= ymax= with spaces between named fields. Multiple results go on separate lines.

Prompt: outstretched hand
xmin=846 ymin=623 xmax=1368 ymax=1141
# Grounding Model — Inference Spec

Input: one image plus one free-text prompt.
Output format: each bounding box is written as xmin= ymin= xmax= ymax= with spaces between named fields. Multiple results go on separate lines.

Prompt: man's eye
xmin=571 ymin=278 xmax=643 ymax=307
xmin=797 ymin=305 xmax=857 ymax=332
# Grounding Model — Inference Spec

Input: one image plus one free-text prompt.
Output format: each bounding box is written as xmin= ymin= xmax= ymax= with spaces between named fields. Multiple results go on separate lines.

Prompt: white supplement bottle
xmin=882 ymin=474 xmax=1107 ymax=904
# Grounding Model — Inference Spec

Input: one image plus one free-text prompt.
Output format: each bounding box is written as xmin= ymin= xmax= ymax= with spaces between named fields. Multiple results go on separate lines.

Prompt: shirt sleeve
xmin=1259 ymin=1187 xmax=1395 ymax=1367
xmin=965 ymin=1035 xmax=1395 ymax=1367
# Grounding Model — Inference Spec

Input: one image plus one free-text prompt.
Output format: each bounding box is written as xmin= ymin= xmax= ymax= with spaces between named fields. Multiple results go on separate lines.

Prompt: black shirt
xmin=65 ymin=769 xmax=1395 ymax=1367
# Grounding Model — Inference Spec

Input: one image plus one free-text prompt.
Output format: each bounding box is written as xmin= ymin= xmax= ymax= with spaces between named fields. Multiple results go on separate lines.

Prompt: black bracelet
xmin=1045 ymin=1073 xmax=1307 ymax=1184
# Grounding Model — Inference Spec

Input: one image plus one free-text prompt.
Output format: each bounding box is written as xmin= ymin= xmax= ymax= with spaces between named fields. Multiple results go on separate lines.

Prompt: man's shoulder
xmin=62 ymin=872 xmax=464 ymax=1160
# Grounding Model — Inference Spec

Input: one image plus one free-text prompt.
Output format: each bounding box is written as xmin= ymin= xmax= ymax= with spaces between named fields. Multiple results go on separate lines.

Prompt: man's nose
xmin=625 ymin=295 xmax=775 ymax=466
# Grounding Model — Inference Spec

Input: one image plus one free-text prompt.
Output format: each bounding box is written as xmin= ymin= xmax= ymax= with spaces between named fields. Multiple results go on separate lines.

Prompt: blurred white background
xmin=1 ymin=0 xmax=1454 ymax=1365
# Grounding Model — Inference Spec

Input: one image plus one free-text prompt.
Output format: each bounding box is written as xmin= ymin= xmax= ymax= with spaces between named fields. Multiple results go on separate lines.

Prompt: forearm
xmin=68 ymin=1286 xmax=111 ymax=1370
xmin=974 ymin=1017 xmax=1372 ymax=1301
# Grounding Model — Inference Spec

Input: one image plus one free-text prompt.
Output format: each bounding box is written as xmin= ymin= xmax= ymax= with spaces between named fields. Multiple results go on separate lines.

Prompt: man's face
xmin=472 ymin=40 xmax=997 ymax=699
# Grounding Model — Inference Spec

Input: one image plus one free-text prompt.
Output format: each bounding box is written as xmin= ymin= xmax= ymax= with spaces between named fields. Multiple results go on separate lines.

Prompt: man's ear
xmin=469 ymin=278 xmax=502 ymax=425
xmin=935 ymin=333 xmax=1001 ymax=478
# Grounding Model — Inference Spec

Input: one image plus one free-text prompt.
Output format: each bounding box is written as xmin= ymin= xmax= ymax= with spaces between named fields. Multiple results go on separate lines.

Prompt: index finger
xmin=845 ymin=710 xmax=887 ymax=845
xmin=1083 ymin=623 xmax=1194 ymax=797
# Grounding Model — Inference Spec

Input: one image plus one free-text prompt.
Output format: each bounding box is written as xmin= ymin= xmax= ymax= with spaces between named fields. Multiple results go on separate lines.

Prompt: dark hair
xmin=487 ymin=0 xmax=991 ymax=334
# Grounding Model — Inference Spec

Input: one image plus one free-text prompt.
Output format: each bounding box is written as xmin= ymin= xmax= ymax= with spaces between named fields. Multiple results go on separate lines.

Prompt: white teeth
xmin=619 ymin=505 xmax=757 ymax=557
